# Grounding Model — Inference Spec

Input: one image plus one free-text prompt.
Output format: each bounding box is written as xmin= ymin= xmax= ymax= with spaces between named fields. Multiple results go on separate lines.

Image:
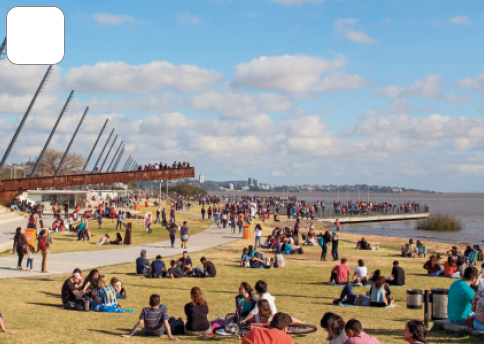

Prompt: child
xmin=263 ymin=212 xmax=269 ymax=225
xmin=111 ymin=277 xmax=126 ymax=299
xmin=255 ymin=224 xmax=262 ymax=249
xmin=26 ymin=245 xmax=34 ymax=272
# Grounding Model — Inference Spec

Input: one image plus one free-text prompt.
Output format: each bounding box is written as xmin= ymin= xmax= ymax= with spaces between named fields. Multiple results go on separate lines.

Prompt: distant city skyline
xmin=0 ymin=1 xmax=483 ymax=192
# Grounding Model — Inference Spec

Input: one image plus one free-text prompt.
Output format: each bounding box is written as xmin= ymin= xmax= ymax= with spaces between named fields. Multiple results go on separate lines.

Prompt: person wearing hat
xmin=242 ymin=312 xmax=294 ymax=344
xmin=61 ymin=272 xmax=86 ymax=310
xmin=331 ymin=231 xmax=339 ymax=261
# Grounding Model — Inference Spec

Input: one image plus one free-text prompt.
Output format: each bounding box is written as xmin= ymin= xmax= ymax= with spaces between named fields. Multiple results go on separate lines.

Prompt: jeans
xmin=17 ymin=245 xmax=24 ymax=268
xmin=239 ymin=226 xmax=242 ymax=234
xmin=26 ymin=258 xmax=33 ymax=270
xmin=116 ymin=220 xmax=122 ymax=230
xmin=202 ymin=213 xmax=205 ymax=220
xmin=169 ymin=234 xmax=175 ymax=246
xmin=427 ymin=270 xmax=444 ymax=276
xmin=147 ymin=223 xmax=152 ymax=233
xmin=255 ymin=236 xmax=261 ymax=248
xmin=321 ymin=244 xmax=327 ymax=261
xmin=474 ymin=318 xmax=484 ymax=330
xmin=338 ymin=283 xmax=357 ymax=304
xmin=332 ymin=248 xmax=338 ymax=260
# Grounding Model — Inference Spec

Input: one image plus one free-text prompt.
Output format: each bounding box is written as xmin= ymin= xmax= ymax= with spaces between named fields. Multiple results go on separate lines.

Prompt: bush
xmin=168 ymin=183 xmax=207 ymax=197
xmin=415 ymin=213 xmax=462 ymax=232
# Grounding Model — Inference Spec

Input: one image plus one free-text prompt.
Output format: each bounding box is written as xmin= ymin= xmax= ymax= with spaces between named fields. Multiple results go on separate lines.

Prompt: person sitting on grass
xmin=241 ymin=248 xmax=250 ymax=267
xmin=97 ymin=234 xmax=110 ymax=245
xmin=248 ymin=299 xmax=273 ymax=324
xmin=250 ymin=252 xmax=271 ymax=269
xmin=121 ymin=294 xmax=178 ymax=340
xmin=243 ymin=280 xmax=277 ymax=323
xmin=91 ymin=275 xmax=119 ymax=312
xmin=370 ymin=276 xmax=394 ymax=307
xmin=82 ymin=269 xmax=100 ymax=296
xmin=330 ymin=258 xmax=350 ymax=284
xmin=403 ymin=320 xmax=426 ymax=344
xmin=136 ymin=249 xmax=151 ymax=275
xmin=352 ymin=259 xmax=369 ymax=284
xmin=168 ymin=260 xmax=184 ymax=279
xmin=343 ymin=319 xmax=381 ymax=344
xmin=320 ymin=312 xmax=348 ymax=344
xmin=242 ymin=312 xmax=294 ymax=344
xmin=261 ymin=236 xmax=273 ymax=249
xmin=111 ymin=277 xmax=126 ymax=299
xmin=386 ymin=261 xmax=405 ymax=286
xmin=248 ymin=245 xmax=260 ymax=258
xmin=356 ymin=237 xmax=372 ymax=250
xmin=177 ymin=251 xmax=193 ymax=275
xmin=61 ymin=272 xmax=85 ymax=310
xmin=192 ymin=257 xmax=217 ymax=277
xmin=149 ymin=255 xmax=167 ymax=278
xmin=274 ymin=252 xmax=285 ymax=268
xmin=444 ymin=256 xmax=460 ymax=278
xmin=423 ymin=255 xmax=444 ymax=276
xmin=110 ymin=232 xmax=123 ymax=245
xmin=447 ymin=266 xmax=478 ymax=326
xmin=0 ymin=312 xmax=13 ymax=334
xmin=184 ymin=286 xmax=211 ymax=336
xmin=236 ymin=282 xmax=258 ymax=318
xmin=333 ymin=283 xmax=371 ymax=307
xmin=448 ymin=246 xmax=460 ymax=258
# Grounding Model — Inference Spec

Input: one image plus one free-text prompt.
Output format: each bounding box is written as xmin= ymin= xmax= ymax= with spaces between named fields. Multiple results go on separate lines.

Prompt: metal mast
xmin=99 ymin=134 xmax=118 ymax=172
xmin=0 ymin=65 xmax=53 ymax=171
xmin=106 ymin=141 xmax=123 ymax=172
xmin=82 ymin=118 xmax=109 ymax=172
xmin=55 ymin=107 xmax=89 ymax=176
xmin=112 ymin=146 xmax=124 ymax=171
xmin=30 ymin=90 xmax=75 ymax=177
xmin=92 ymin=128 xmax=114 ymax=173
xmin=0 ymin=38 xmax=6 ymax=58
xmin=122 ymin=156 xmax=132 ymax=171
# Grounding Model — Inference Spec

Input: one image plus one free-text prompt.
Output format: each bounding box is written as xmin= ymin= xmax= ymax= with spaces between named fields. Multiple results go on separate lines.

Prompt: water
xmin=210 ymin=191 xmax=484 ymax=244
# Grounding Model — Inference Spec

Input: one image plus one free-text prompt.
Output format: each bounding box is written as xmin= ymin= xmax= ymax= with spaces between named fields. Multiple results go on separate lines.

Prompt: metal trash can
xmin=407 ymin=289 xmax=423 ymax=309
xmin=431 ymin=288 xmax=448 ymax=320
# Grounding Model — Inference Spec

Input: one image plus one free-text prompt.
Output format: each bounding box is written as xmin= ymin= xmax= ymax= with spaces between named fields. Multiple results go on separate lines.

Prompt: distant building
xmin=199 ymin=174 xmax=204 ymax=184
xmin=241 ymin=186 xmax=250 ymax=191
xmin=254 ymin=179 xmax=259 ymax=187
xmin=248 ymin=177 xmax=254 ymax=186
xmin=228 ymin=183 xmax=234 ymax=190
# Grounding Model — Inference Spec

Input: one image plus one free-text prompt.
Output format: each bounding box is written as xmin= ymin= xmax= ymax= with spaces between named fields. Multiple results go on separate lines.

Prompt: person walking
xmin=144 ymin=213 xmax=153 ymax=234
xmin=13 ymin=227 xmax=27 ymax=270
xmin=180 ymin=221 xmax=190 ymax=249
xmin=201 ymin=206 xmax=206 ymax=220
xmin=331 ymin=231 xmax=339 ymax=261
xmin=37 ymin=229 xmax=52 ymax=273
xmin=116 ymin=210 xmax=123 ymax=230
xmin=63 ymin=200 xmax=69 ymax=219
xmin=255 ymin=224 xmax=262 ymax=249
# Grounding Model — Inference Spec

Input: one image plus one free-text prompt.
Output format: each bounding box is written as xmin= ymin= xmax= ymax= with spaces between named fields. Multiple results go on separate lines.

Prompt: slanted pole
xmin=122 ymin=156 xmax=132 ymax=171
xmin=82 ymin=118 xmax=109 ymax=172
xmin=0 ymin=65 xmax=53 ymax=171
xmin=112 ymin=147 xmax=124 ymax=171
xmin=30 ymin=90 xmax=75 ymax=177
xmin=106 ymin=141 xmax=123 ymax=172
xmin=0 ymin=38 xmax=6 ymax=57
xmin=92 ymin=128 xmax=114 ymax=173
xmin=99 ymin=135 xmax=118 ymax=172
xmin=55 ymin=107 xmax=89 ymax=176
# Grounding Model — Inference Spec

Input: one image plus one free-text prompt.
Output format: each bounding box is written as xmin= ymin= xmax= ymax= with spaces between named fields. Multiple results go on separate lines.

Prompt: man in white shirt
xmin=243 ymin=280 xmax=277 ymax=323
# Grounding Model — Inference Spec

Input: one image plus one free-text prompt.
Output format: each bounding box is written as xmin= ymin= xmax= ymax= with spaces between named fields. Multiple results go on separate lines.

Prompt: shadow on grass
xmin=365 ymin=328 xmax=403 ymax=337
xmin=27 ymin=302 xmax=61 ymax=309
xmin=88 ymin=328 xmax=128 ymax=336
xmin=39 ymin=291 xmax=60 ymax=298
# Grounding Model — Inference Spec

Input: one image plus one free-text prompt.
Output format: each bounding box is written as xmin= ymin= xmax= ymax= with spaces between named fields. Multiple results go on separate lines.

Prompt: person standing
xmin=37 ymin=229 xmax=53 ymax=273
xmin=331 ymin=232 xmax=339 ymax=261
xmin=254 ymin=224 xmax=262 ymax=249
xmin=180 ymin=221 xmax=190 ymax=249
xmin=168 ymin=223 xmax=177 ymax=249
xmin=155 ymin=208 xmax=161 ymax=224
xmin=116 ymin=210 xmax=123 ymax=230
xmin=201 ymin=206 xmax=206 ymax=220
xmin=144 ymin=213 xmax=153 ymax=234
xmin=63 ymin=200 xmax=69 ymax=219
xmin=13 ymin=227 xmax=27 ymax=270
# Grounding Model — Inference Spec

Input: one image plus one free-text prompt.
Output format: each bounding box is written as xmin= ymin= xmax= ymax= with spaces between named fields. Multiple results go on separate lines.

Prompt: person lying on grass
xmin=333 ymin=283 xmax=371 ymax=307
xmin=121 ymin=294 xmax=178 ymax=340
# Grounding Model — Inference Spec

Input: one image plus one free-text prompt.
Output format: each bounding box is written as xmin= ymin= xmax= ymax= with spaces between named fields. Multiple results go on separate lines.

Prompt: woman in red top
xmin=443 ymin=256 xmax=460 ymax=278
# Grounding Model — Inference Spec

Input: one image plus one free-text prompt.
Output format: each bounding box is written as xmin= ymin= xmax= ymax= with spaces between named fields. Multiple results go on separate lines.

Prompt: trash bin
xmin=123 ymin=222 xmax=132 ymax=245
xmin=135 ymin=204 xmax=142 ymax=211
xmin=431 ymin=288 xmax=448 ymax=320
xmin=145 ymin=201 xmax=149 ymax=207
xmin=407 ymin=289 xmax=423 ymax=309
xmin=25 ymin=228 xmax=37 ymax=247
xmin=243 ymin=225 xmax=252 ymax=239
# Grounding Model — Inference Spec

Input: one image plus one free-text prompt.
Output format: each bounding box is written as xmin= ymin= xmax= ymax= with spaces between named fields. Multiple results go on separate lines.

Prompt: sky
xmin=0 ymin=0 xmax=483 ymax=192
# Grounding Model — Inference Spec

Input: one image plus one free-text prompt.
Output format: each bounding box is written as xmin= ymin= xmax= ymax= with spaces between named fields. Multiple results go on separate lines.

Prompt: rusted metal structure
xmin=0 ymin=167 xmax=194 ymax=205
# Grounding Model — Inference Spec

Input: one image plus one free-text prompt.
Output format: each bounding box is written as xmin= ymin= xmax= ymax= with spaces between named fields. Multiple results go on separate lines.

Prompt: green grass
xmin=0 ymin=220 xmax=481 ymax=343
xmin=416 ymin=213 xmax=463 ymax=232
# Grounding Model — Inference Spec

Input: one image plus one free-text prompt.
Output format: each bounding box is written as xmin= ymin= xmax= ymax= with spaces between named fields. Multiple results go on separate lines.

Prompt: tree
xmin=32 ymin=149 xmax=86 ymax=176
xmin=168 ymin=183 xmax=208 ymax=197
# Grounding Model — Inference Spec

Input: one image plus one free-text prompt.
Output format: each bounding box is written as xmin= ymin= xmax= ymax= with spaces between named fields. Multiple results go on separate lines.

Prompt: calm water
xmin=211 ymin=192 xmax=484 ymax=244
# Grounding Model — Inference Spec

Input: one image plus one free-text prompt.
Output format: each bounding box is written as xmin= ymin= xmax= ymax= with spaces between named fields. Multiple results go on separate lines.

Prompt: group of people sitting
xmin=240 ymin=245 xmax=285 ymax=269
xmin=137 ymin=161 xmax=190 ymax=171
xmin=61 ymin=268 xmax=126 ymax=312
xmin=423 ymin=254 xmax=466 ymax=277
xmin=97 ymin=232 xmax=123 ymax=245
xmin=401 ymin=239 xmax=426 ymax=258
xmin=136 ymin=250 xmax=217 ymax=278
xmin=321 ymin=313 xmax=427 ymax=344
xmin=448 ymin=245 xmax=484 ymax=265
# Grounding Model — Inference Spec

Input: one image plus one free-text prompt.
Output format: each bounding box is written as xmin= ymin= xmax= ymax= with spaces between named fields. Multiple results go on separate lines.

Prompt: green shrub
xmin=416 ymin=213 xmax=462 ymax=232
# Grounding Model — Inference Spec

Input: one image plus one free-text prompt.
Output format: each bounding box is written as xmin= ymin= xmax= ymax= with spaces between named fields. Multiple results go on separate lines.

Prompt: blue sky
xmin=0 ymin=0 xmax=483 ymax=192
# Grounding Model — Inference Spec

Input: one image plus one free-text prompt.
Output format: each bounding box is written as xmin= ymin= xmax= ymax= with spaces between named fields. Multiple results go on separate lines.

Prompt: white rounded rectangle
xmin=7 ymin=6 xmax=65 ymax=65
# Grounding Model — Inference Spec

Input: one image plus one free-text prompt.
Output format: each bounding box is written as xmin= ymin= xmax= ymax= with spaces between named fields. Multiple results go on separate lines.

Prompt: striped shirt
xmin=140 ymin=305 xmax=169 ymax=336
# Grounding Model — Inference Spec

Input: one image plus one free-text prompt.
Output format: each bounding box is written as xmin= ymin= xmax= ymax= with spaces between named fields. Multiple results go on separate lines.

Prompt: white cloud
xmin=449 ymin=16 xmax=473 ymax=26
xmin=458 ymin=73 xmax=484 ymax=93
xmin=269 ymin=0 xmax=326 ymax=5
xmin=176 ymin=12 xmax=201 ymax=25
xmin=334 ymin=18 xmax=378 ymax=44
xmin=184 ymin=91 xmax=292 ymax=120
xmin=232 ymin=54 xmax=367 ymax=95
xmin=373 ymin=75 xmax=471 ymax=104
xmin=92 ymin=13 xmax=137 ymax=26
xmin=63 ymin=61 xmax=224 ymax=94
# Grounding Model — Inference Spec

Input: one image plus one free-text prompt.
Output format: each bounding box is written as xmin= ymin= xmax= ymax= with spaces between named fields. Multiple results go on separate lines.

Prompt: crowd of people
xmin=138 ymin=161 xmax=191 ymax=171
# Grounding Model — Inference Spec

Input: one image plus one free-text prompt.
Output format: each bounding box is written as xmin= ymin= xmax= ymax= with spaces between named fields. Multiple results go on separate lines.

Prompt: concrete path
xmin=0 ymin=216 xmax=242 ymax=279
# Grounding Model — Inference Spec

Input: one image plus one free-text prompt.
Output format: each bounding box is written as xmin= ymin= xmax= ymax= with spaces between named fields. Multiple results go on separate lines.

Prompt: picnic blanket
xmin=340 ymin=303 xmax=396 ymax=308
xmin=330 ymin=283 xmax=363 ymax=287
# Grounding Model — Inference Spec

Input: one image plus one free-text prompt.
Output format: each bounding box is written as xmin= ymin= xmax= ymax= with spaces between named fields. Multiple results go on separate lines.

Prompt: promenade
xmin=0 ymin=212 xmax=241 ymax=279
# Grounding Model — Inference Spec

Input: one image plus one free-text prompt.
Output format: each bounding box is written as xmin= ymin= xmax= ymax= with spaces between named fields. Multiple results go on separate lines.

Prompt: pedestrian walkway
xmin=0 ymin=215 xmax=242 ymax=279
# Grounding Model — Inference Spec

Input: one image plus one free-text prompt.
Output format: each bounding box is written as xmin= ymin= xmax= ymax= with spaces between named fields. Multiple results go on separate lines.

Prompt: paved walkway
xmin=0 ymin=213 xmax=242 ymax=279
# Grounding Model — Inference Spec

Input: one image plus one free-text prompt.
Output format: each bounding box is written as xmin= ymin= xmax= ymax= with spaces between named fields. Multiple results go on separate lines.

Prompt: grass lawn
xmin=0 ymin=220 xmax=481 ymax=343
xmin=0 ymin=212 xmax=211 ymax=256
